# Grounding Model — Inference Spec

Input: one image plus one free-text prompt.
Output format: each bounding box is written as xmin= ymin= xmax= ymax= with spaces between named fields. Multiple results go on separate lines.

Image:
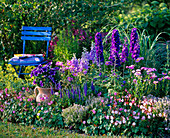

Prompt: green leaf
xmin=87 ymin=119 xmax=91 ymax=124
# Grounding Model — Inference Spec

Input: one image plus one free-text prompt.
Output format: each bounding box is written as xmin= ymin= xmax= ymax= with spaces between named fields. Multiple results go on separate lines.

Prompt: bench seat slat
xmin=22 ymin=26 xmax=52 ymax=31
xmin=22 ymin=31 xmax=51 ymax=36
xmin=21 ymin=36 xmax=51 ymax=41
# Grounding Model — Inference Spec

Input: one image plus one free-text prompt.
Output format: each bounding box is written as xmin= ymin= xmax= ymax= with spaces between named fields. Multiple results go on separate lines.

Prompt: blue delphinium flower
xmin=109 ymin=29 xmax=121 ymax=67
xmin=132 ymin=41 xmax=140 ymax=60
xmin=130 ymin=28 xmax=138 ymax=53
xmin=95 ymin=32 xmax=105 ymax=64
xmin=91 ymin=81 xmax=95 ymax=91
xmin=121 ymin=37 xmax=129 ymax=63
xmin=84 ymin=82 xmax=87 ymax=96
xmin=78 ymin=88 xmax=81 ymax=100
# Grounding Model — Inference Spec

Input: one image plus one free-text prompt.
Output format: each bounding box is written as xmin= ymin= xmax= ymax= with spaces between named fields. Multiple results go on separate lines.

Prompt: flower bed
xmin=0 ymin=28 xmax=170 ymax=137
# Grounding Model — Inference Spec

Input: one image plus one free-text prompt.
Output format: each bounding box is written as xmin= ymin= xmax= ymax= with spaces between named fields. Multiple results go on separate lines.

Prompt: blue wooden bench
xmin=9 ymin=26 xmax=52 ymax=77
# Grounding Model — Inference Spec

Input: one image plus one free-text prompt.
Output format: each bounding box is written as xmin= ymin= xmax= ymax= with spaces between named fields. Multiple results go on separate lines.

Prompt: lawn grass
xmin=0 ymin=121 xmax=104 ymax=138
xmin=0 ymin=120 xmax=155 ymax=138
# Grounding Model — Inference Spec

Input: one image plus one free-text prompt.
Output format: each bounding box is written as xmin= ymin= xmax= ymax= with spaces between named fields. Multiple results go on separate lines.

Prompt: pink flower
xmin=135 ymin=57 xmax=144 ymax=62
xmin=151 ymin=73 xmax=157 ymax=79
xmin=133 ymin=79 xmax=137 ymax=83
xmin=92 ymin=109 xmax=96 ymax=114
xmin=55 ymin=61 xmax=63 ymax=66
xmin=67 ymin=60 xmax=72 ymax=66
xmin=105 ymin=116 xmax=109 ymax=119
xmin=164 ymin=76 xmax=170 ymax=80
xmin=83 ymin=121 xmax=86 ymax=124
xmin=72 ymin=73 xmax=78 ymax=76
xmin=141 ymin=116 xmax=145 ymax=120
xmin=55 ymin=92 xmax=59 ymax=96
xmin=13 ymin=111 xmax=15 ymax=114
xmin=129 ymin=65 xmax=135 ymax=69
xmin=22 ymin=87 xmax=25 ymax=90
xmin=101 ymin=99 xmax=104 ymax=103
xmin=162 ymin=72 xmax=167 ymax=75
xmin=40 ymin=117 xmax=43 ymax=120
xmin=153 ymin=81 xmax=158 ymax=84
xmin=158 ymin=78 xmax=163 ymax=81
xmin=134 ymin=72 xmax=141 ymax=76
xmin=119 ymin=108 xmax=123 ymax=111
xmin=114 ymin=92 xmax=117 ymax=96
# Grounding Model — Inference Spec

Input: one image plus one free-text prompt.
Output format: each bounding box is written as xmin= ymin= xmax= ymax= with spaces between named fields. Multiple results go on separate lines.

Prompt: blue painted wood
xmin=22 ymin=26 xmax=52 ymax=31
xmin=10 ymin=60 xmax=48 ymax=66
xmin=9 ymin=26 xmax=52 ymax=78
xmin=22 ymin=31 xmax=51 ymax=36
xmin=21 ymin=36 xmax=51 ymax=41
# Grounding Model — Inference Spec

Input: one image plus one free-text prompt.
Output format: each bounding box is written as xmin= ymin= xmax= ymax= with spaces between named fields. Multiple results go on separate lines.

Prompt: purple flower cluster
xmin=121 ymin=37 xmax=129 ymax=63
xmin=95 ymin=32 xmax=105 ymax=64
xmin=130 ymin=28 xmax=140 ymax=60
xmin=31 ymin=62 xmax=59 ymax=87
xmin=55 ymin=45 xmax=96 ymax=75
xmin=109 ymin=29 xmax=121 ymax=66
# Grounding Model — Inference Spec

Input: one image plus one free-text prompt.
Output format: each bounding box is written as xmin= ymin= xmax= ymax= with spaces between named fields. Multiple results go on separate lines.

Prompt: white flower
xmin=153 ymin=114 xmax=155 ymax=118
xmin=110 ymin=116 xmax=114 ymax=120
xmin=129 ymin=103 xmax=132 ymax=106
xmin=115 ymin=122 xmax=118 ymax=126
xmin=112 ymin=110 xmax=115 ymax=114
xmin=148 ymin=116 xmax=151 ymax=119
xmin=132 ymin=122 xmax=136 ymax=126
xmin=119 ymin=121 xmax=122 ymax=125
xmin=123 ymin=119 xmax=126 ymax=124
xmin=37 ymin=113 xmax=40 ymax=116
xmin=159 ymin=113 xmax=162 ymax=117
xmin=111 ymin=119 xmax=114 ymax=123
xmin=115 ymin=111 xmax=118 ymax=114
xmin=41 ymin=107 xmax=43 ymax=110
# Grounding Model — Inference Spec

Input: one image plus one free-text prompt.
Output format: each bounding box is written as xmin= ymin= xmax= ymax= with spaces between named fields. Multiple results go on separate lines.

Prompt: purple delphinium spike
xmin=132 ymin=41 xmax=140 ymax=60
xmin=84 ymin=82 xmax=87 ymax=96
xmin=109 ymin=29 xmax=121 ymax=66
xmin=95 ymin=32 xmax=105 ymax=64
xmin=130 ymin=28 xmax=138 ymax=53
xmin=78 ymin=88 xmax=81 ymax=100
xmin=111 ymin=29 xmax=120 ymax=52
xmin=91 ymin=81 xmax=95 ymax=91
xmin=121 ymin=37 xmax=129 ymax=63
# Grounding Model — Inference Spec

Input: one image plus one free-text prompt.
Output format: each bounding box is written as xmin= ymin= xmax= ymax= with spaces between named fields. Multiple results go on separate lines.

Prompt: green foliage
xmin=108 ymin=1 xmax=170 ymax=41
xmin=0 ymin=64 xmax=34 ymax=91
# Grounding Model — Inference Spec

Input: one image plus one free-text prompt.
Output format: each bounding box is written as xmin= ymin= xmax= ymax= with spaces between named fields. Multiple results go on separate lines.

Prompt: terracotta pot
xmin=34 ymin=87 xmax=56 ymax=103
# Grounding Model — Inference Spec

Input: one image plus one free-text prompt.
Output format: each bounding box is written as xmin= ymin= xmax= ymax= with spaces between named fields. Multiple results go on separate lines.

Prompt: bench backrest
xmin=21 ymin=26 xmax=52 ymax=58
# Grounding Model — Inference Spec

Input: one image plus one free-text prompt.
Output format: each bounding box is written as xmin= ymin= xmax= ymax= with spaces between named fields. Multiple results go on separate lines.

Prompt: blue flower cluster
xmin=95 ymin=32 xmax=105 ymax=64
xmin=31 ymin=62 xmax=59 ymax=87
xmin=130 ymin=28 xmax=140 ymax=59
xmin=121 ymin=37 xmax=129 ymax=63
xmin=109 ymin=29 xmax=121 ymax=67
